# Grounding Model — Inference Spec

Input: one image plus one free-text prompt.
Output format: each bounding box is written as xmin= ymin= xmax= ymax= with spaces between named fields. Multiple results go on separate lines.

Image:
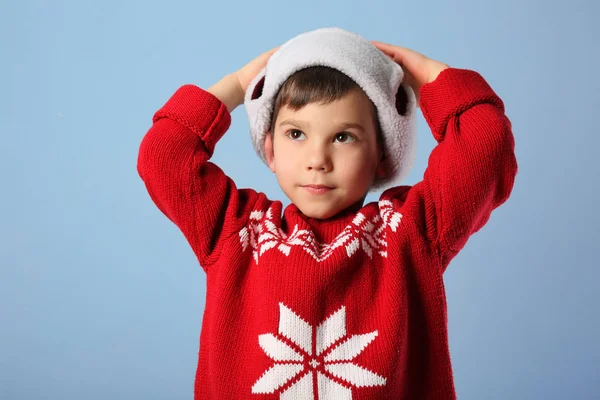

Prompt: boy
xmin=137 ymin=28 xmax=517 ymax=399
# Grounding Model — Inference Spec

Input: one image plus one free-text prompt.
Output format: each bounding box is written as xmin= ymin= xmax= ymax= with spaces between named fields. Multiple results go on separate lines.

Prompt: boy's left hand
xmin=372 ymin=41 xmax=450 ymax=106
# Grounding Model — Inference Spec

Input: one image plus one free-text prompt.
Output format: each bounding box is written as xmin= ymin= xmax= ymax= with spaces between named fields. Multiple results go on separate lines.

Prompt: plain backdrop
xmin=2 ymin=0 xmax=598 ymax=399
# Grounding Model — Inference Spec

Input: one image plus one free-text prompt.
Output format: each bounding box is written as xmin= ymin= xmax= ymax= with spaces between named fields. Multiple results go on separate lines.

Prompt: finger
xmin=260 ymin=46 xmax=280 ymax=63
xmin=372 ymin=41 xmax=394 ymax=56
xmin=372 ymin=41 xmax=410 ymax=79
xmin=249 ymin=46 xmax=280 ymax=70
xmin=372 ymin=41 xmax=419 ymax=82
xmin=372 ymin=41 xmax=399 ymax=60
xmin=371 ymin=41 xmax=411 ymax=64
xmin=373 ymin=41 xmax=428 ymax=71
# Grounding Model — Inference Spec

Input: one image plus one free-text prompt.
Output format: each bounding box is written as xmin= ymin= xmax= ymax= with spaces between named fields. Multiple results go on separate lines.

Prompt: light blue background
xmin=2 ymin=0 xmax=598 ymax=399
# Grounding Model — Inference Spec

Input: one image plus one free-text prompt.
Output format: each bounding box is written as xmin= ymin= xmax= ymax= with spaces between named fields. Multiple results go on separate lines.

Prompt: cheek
xmin=336 ymin=146 xmax=378 ymax=181
xmin=273 ymin=141 xmax=300 ymax=175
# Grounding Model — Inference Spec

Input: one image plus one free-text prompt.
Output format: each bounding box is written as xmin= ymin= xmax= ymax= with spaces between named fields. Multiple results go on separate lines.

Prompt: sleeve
xmin=399 ymin=68 xmax=518 ymax=272
xmin=137 ymin=85 xmax=265 ymax=273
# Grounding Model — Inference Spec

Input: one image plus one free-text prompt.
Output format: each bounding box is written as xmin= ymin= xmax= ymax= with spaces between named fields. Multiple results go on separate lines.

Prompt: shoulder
xmin=379 ymin=185 xmax=414 ymax=206
xmin=377 ymin=184 xmax=430 ymax=236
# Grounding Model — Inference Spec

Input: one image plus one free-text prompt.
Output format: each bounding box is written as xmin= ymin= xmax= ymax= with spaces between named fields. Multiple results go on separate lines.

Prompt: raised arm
xmin=374 ymin=42 xmax=517 ymax=271
xmin=417 ymin=68 xmax=517 ymax=269
xmin=137 ymin=50 xmax=276 ymax=272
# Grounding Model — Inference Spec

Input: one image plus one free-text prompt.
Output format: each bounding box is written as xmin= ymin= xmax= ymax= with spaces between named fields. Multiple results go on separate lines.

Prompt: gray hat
xmin=244 ymin=27 xmax=417 ymax=189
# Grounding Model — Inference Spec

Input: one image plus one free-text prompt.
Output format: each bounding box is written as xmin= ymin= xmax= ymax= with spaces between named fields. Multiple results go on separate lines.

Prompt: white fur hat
xmin=244 ymin=27 xmax=417 ymax=189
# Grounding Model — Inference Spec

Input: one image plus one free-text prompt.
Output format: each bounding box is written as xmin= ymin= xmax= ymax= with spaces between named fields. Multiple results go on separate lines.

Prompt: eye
xmin=286 ymin=129 xmax=306 ymax=141
xmin=334 ymin=133 xmax=355 ymax=143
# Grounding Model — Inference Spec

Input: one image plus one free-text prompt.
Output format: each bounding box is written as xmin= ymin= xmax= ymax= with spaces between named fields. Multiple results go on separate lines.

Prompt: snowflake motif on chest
xmin=239 ymin=200 xmax=402 ymax=263
xmin=252 ymin=303 xmax=386 ymax=399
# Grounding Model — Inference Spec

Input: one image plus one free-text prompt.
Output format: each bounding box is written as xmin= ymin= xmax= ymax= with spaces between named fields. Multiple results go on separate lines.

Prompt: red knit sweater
xmin=137 ymin=68 xmax=517 ymax=399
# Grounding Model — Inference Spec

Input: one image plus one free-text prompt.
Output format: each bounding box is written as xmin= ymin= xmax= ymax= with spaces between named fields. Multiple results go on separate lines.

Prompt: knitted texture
xmin=137 ymin=68 xmax=518 ymax=399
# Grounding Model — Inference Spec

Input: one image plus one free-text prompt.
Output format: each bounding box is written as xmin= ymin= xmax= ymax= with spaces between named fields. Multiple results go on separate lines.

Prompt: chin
xmin=298 ymin=204 xmax=340 ymax=220
xmin=299 ymin=206 xmax=352 ymax=219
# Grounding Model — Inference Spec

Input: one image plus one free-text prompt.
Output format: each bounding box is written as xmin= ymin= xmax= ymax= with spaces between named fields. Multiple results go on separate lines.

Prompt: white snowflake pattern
xmin=239 ymin=200 xmax=402 ymax=263
xmin=252 ymin=303 xmax=386 ymax=399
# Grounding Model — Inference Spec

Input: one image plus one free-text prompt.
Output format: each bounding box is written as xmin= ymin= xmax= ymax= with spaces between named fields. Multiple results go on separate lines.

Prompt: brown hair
xmin=269 ymin=66 xmax=408 ymax=146
xmin=269 ymin=66 xmax=380 ymax=135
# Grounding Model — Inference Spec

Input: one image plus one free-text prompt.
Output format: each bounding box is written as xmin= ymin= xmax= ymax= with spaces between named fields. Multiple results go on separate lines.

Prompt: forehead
xmin=276 ymin=89 xmax=377 ymax=127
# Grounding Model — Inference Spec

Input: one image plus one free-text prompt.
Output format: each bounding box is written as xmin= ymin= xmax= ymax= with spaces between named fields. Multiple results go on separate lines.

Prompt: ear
xmin=264 ymin=132 xmax=276 ymax=173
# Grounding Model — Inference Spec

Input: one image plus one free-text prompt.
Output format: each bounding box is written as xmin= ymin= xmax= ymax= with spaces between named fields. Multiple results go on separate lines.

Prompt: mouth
xmin=302 ymin=184 xmax=334 ymax=195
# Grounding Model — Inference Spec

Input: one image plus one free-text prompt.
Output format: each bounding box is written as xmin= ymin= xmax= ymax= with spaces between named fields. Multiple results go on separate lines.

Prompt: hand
xmin=208 ymin=47 xmax=278 ymax=112
xmin=235 ymin=47 xmax=279 ymax=93
xmin=372 ymin=41 xmax=449 ymax=105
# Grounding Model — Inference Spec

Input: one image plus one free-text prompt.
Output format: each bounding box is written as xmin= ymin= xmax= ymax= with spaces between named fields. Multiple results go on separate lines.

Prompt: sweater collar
xmin=283 ymin=200 xmax=372 ymax=243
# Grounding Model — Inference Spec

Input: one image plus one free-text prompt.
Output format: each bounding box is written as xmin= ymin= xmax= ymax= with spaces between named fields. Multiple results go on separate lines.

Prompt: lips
xmin=302 ymin=185 xmax=334 ymax=195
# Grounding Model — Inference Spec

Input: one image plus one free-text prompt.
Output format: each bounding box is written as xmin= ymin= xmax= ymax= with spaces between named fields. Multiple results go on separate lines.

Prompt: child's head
xmin=263 ymin=66 xmax=402 ymax=219
xmin=245 ymin=28 xmax=417 ymax=219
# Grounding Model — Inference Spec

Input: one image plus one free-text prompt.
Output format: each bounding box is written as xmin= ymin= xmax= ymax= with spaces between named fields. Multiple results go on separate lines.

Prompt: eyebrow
xmin=278 ymin=119 xmax=366 ymax=132
xmin=278 ymin=119 xmax=306 ymax=128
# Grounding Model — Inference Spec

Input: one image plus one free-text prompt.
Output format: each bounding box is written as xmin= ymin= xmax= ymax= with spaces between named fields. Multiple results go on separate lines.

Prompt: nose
xmin=306 ymin=143 xmax=332 ymax=172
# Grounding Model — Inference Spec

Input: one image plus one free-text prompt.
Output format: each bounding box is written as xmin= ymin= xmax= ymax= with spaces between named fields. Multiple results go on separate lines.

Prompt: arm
xmin=207 ymin=73 xmax=245 ymax=113
xmin=373 ymin=42 xmax=517 ymax=271
xmin=137 ymin=80 xmax=263 ymax=272
xmin=137 ymin=50 xmax=277 ymax=272
xmin=414 ymin=68 xmax=517 ymax=270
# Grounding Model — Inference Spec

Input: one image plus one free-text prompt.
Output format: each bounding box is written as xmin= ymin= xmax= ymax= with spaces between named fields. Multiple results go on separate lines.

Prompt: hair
xmin=269 ymin=66 xmax=409 ymax=154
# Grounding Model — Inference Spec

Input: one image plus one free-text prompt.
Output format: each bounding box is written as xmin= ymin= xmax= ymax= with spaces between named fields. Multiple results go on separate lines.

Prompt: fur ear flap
xmin=396 ymin=83 xmax=409 ymax=116
xmin=251 ymin=76 xmax=266 ymax=100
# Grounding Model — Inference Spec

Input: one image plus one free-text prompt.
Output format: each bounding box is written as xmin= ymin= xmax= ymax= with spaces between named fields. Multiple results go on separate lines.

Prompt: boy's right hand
xmin=235 ymin=47 xmax=279 ymax=93
xmin=208 ymin=47 xmax=278 ymax=113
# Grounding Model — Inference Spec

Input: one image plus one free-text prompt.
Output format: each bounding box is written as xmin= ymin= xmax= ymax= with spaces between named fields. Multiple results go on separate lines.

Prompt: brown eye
xmin=334 ymin=133 xmax=355 ymax=143
xmin=287 ymin=129 xmax=306 ymax=141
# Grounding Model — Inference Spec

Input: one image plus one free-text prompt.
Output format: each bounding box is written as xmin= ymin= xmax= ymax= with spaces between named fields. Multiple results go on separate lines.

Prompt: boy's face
xmin=265 ymin=89 xmax=384 ymax=219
